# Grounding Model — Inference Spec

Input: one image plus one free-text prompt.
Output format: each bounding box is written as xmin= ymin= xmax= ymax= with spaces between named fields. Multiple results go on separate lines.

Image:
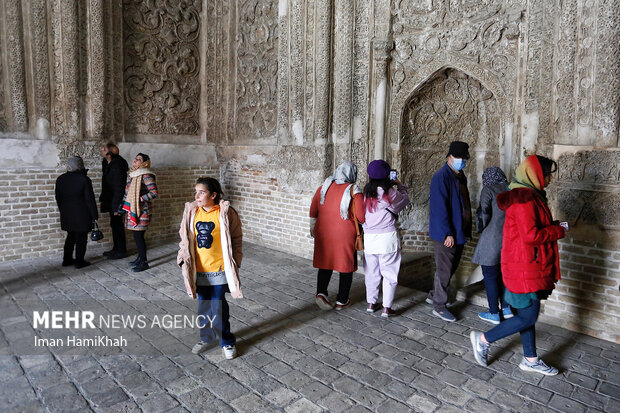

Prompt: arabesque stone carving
xmin=388 ymin=1 xmax=522 ymax=154
xmin=235 ymin=0 xmax=278 ymax=141
xmin=0 ymin=52 xmax=6 ymax=131
xmin=123 ymin=0 xmax=201 ymax=135
xmin=399 ymin=68 xmax=500 ymax=231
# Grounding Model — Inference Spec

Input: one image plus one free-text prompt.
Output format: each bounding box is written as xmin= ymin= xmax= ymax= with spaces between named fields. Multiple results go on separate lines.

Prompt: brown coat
xmin=177 ymin=200 xmax=243 ymax=299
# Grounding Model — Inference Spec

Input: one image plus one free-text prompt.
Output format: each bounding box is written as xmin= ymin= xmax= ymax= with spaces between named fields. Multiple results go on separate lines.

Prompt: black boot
xmin=62 ymin=258 xmax=75 ymax=267
xmin=108 ymin=251 xmax=127 ymax=260
xmin=132 ymin=260 xmax=149 ymax=272
xmin=128 ymin=256 xmax=140 ymax=266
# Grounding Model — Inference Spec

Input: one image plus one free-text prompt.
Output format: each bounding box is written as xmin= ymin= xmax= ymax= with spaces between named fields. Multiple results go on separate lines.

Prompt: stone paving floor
xmin=0 ymin=241 xmax=618 ymax=413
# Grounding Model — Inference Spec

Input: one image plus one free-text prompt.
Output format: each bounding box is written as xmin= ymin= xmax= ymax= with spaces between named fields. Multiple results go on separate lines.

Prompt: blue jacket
xmin=429 ymin=163 xmax=470 ymax=245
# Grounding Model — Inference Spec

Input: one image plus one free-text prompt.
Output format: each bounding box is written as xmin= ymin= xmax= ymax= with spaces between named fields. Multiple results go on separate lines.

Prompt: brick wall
xmin=221 ymin=160 xmax=315 ymax=261
xmin=542 ymin=238 xmax=620 ymax=343
xmin=0 ymin=168 xmax=67 ymax=261
xmin=0 ymin=166 xmax=218 ymax=262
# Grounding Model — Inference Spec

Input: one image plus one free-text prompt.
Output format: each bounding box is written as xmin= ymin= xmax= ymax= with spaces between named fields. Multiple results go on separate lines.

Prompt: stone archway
xmin=399 ymin=67 xmax=501 ymax=231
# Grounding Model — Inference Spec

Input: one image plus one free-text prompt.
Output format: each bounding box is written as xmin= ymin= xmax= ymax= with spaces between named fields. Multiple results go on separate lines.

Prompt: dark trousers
xmin=64 ymin=231 xmax=88 ymax=263
xmin=316 ymin=269 xmax=353 ymax=304
xmin=132 ymin=230 xmax=147 ymax=262
xmin=197 ymin=284 xmax=235 ymax=347
xmin=109 ymin=212 xmax=126 ymax=253
xmin=482 ymin=264 xmax=507 ymax=314
xmin=429 ymin=240 xmax=464 ymax=311
xmin=485 ymin=299 xmax=540 ymax=358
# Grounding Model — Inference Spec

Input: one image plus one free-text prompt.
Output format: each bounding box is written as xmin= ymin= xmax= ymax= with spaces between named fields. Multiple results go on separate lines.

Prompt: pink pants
xmin=364 ymin=251 xmax=401 ymax=308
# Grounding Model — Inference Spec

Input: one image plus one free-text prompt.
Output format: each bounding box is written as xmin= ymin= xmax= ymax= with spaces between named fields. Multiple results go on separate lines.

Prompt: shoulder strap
xmin=350 ymin=186 xmax=360 ymax=236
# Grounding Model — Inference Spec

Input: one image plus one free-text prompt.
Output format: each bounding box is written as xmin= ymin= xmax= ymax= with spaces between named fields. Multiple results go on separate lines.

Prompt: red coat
xmin=497 ymin=188 xmax=565 ymax=293
xmin=310 ymin=184 xmax=365 ymax=273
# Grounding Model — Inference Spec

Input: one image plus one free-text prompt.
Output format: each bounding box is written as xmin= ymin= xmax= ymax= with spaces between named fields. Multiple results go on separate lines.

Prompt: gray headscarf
xmin=320 ymin=161 xmax=362 ymax=220
xmin=482 ymin=166 xmax=507 ymax=187
xmin=67 ymin=156 xmax=85 ymax=172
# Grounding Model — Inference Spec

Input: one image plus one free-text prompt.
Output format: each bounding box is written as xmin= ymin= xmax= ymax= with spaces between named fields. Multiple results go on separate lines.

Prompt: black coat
xmin=55 ymin=170 xmax=99 ymax=233
xmin=99 ymin=154 xmax=129 ymax=213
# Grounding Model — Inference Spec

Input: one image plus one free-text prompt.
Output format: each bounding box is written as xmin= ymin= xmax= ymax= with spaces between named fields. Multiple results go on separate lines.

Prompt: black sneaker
xmin=132 ymin=261 xmax=149 ymax=272
xmin=108 ymin=251 xmax=127 ymax=260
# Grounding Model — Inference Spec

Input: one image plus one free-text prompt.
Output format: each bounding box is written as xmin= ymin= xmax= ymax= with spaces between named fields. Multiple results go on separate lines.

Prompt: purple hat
xmin=367 ymin=160 xmax=391 ymax=180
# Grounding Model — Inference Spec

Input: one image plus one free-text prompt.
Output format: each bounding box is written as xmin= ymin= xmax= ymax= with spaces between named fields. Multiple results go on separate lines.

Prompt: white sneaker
xmin=519 ymin=357 xmax=558 ymax=376
xmin=425 ymin=297 xmax=454 ymax=307
xmin=223 ymin=345 xmax=237 ymax=360
xmin=191 ymin=341 xmax=210 ymax=354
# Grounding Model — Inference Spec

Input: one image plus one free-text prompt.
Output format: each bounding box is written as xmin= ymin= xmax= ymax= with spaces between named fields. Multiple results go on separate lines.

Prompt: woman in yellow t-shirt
xmin=177 ymin=177 xmax=243 ymax=360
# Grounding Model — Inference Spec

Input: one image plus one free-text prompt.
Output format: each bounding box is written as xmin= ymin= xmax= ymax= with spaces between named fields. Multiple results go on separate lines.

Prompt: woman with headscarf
xmin=121 ymin=153 xmax=158 ymax=272
xmin=472 ymin=167 xmax=513 ymax=324
xmin=55 ymin=156 xmax=98 ymax=268
xmin=309 ymin=161 xmax=365 ymax=310
xmin=470 ymin=155 xmax=566 ymax=376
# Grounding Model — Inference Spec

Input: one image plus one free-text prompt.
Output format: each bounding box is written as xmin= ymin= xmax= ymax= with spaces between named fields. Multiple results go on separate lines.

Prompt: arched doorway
xmin=399 ymin=68 xmax=500 ymax=231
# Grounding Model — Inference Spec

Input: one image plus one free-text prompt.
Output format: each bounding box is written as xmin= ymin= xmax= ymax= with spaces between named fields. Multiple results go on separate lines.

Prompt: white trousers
xmin=364 ymin=251 xmax=401 ymax=308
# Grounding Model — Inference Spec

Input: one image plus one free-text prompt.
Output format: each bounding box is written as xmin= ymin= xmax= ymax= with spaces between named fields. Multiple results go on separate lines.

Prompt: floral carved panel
xmin=234 ymin=0 xmax=278 ymax=141
xmin=123 ymin=0 xmax=201 ymax=135
xmin=0 ymin=49 xmax=6 ymax=131
xmin=400 ymin=68 xmax=500 ymax=231
xmin=388 ymin=0 xmax=523 ymax=151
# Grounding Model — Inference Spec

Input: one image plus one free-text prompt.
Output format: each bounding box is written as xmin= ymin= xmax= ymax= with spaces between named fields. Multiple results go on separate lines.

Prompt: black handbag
xmin=90 ymin=220 xmax=104 ymax=241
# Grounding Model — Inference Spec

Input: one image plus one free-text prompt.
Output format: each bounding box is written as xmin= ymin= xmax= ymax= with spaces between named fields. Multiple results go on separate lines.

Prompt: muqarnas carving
xmin=123 ymin=0 xmax=201 ymax=135
xmin=399 ymin=68 xmax=500 ymax=231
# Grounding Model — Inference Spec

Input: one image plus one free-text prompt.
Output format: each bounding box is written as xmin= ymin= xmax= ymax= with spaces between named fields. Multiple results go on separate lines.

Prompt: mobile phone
xmin=560 ymin=221 xmax=569 ymax=231
xmin=389 ymin=170 xmax=397 ymax=181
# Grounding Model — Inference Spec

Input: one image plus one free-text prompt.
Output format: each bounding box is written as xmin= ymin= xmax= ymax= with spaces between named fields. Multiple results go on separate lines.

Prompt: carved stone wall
xmin=204 ymin=0 xmax=279 ymax=145
xmin=553 ymin=0 xmax=620 ymax=147
xmin=122 ymin=0 xmax=201 ymax=136
xmin=0 ymin=0 xmax=28 ymax=133
xmin=554 ymin=149 xmax=620 ymax=233
xmin=400 ymin=68 xmax=500 ymax=230
xmin=0 ymin=34 xmax=6 ymax=131
xmin=233 ymin=0 xmax=278 ymax=142
xmin=389 ymin=0 xmax=522 ymax=172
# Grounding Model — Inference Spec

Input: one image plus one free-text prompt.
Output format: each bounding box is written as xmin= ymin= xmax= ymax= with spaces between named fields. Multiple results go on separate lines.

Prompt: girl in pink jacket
xmin=363 ymin=160 xmax=410 ymax=317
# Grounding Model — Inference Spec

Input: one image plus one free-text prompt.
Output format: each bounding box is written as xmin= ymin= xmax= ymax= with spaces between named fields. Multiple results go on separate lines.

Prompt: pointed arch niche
xmin=397 ymin=67 xmax=502 ymax=231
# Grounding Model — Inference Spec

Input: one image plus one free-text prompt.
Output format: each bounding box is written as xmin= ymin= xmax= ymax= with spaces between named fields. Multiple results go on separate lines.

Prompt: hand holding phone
xmin=560 ymin=221 xmax=569 ymax=232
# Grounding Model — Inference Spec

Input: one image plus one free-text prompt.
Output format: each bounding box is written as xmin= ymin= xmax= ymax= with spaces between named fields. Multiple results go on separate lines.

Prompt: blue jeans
xmin=197 ymin=284 xmax=235 ymax=347
xmin=484 ymin=299 xmax=540 ymax=358
xmin=481 ymin=264 xmax=507 ymax=314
